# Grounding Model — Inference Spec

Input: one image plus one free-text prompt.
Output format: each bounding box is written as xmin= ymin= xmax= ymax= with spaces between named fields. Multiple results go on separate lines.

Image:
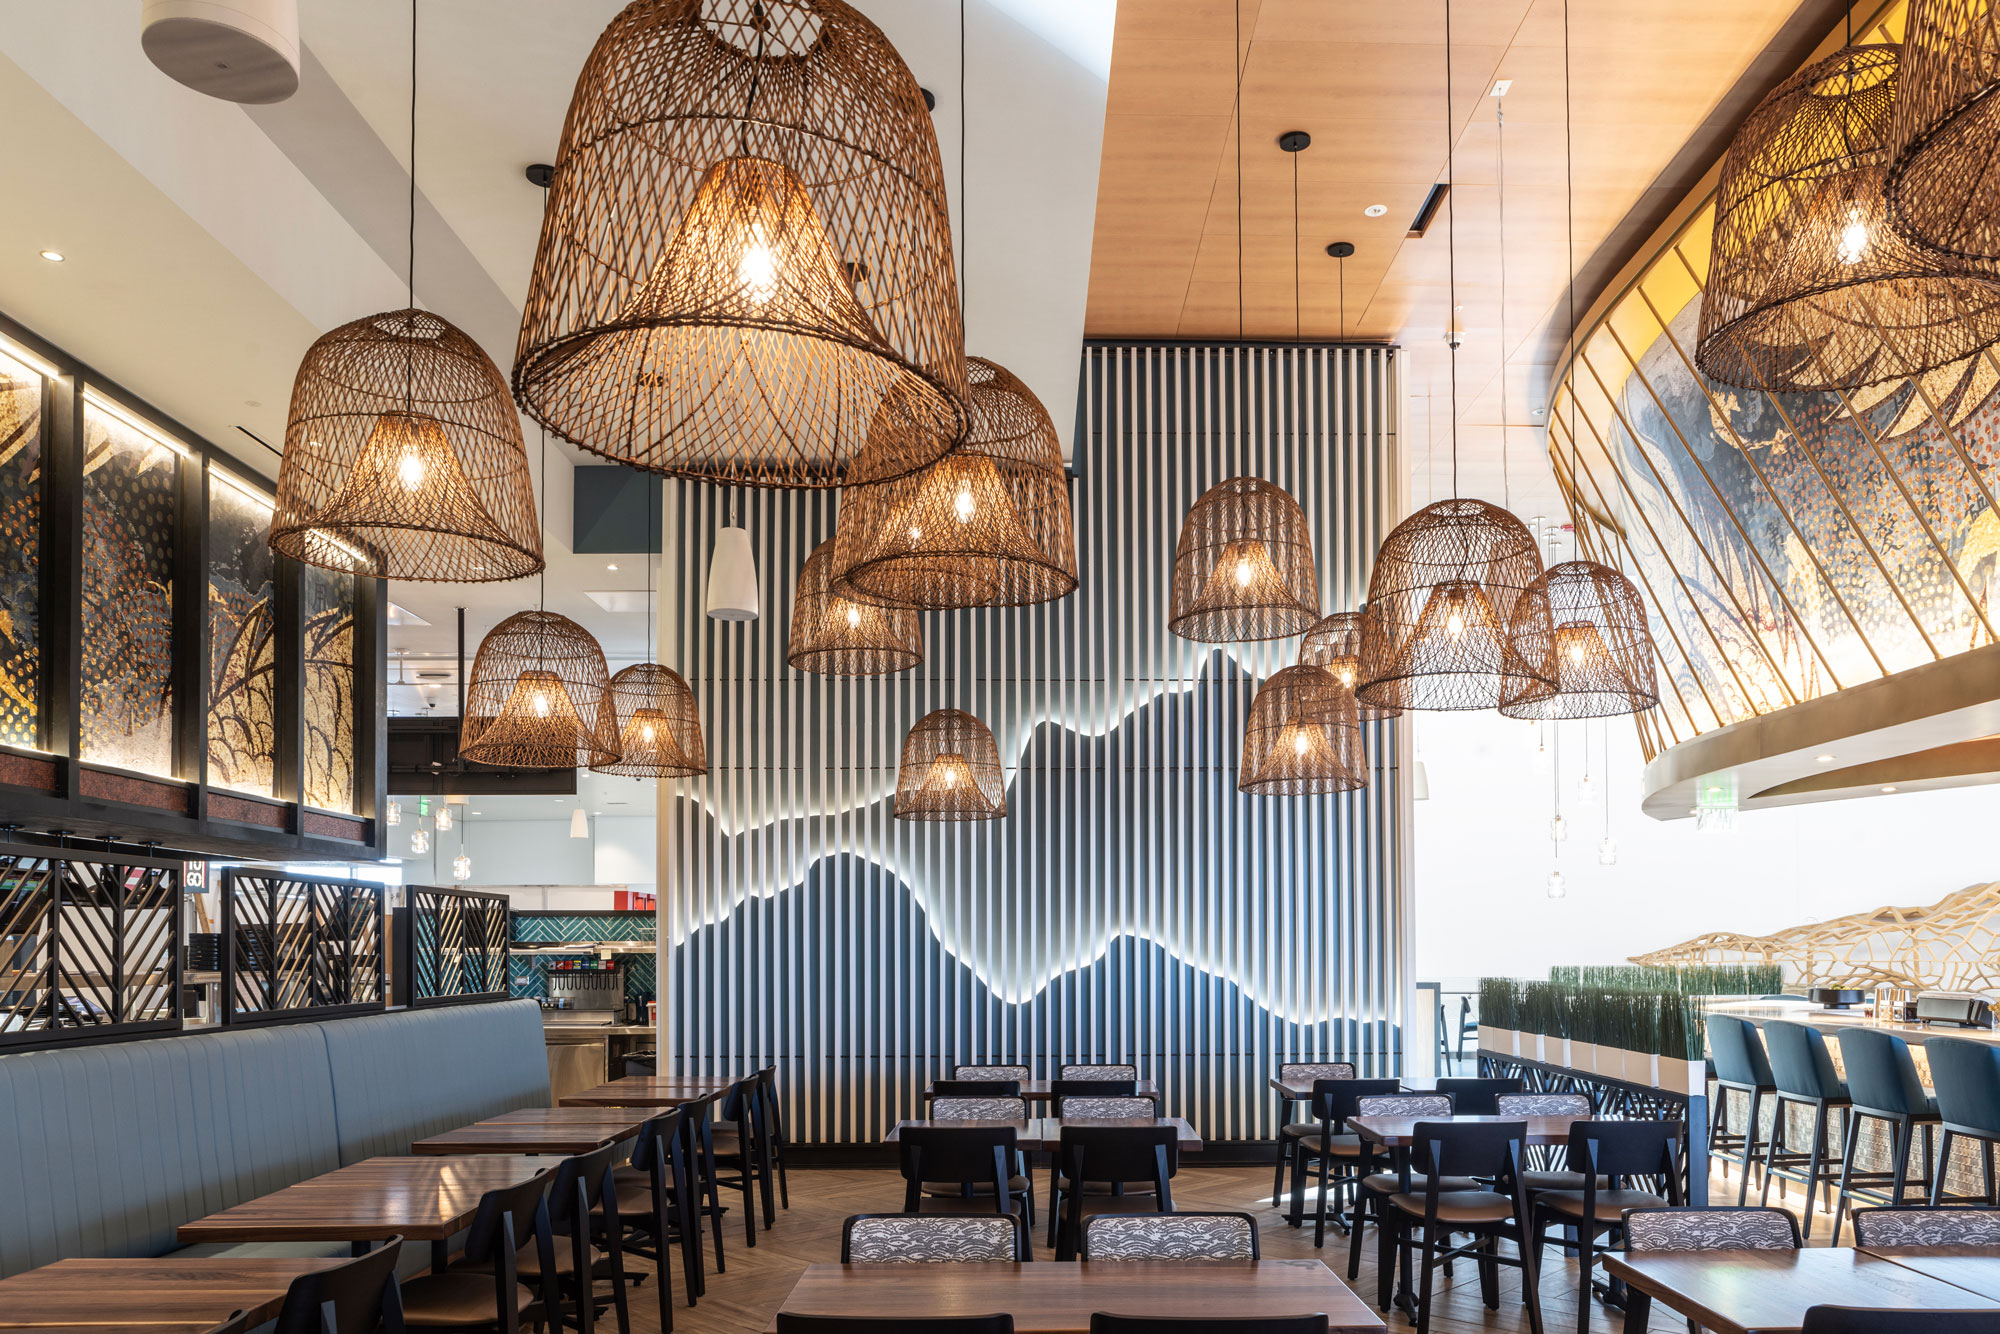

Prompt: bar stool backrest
xmin=1060 ymin=1063 xmax=1138 ymax=1080
xmin=1051 ymin=1077 xmax=1138 ymax=1099
xmin=1495 ymin=1093 xmax=1590 ymax=1117
xmin=1435 ymin=1077 xmax=1524 ymax=1115
xmin=1763 ymin=1021 xmax=1848 ymax=1101
xmin=1851 ymin=1205 xmax=2000 ymax=1247
xmin=1706 ymin=1016 xmax=1774 ymax=1088
xmin=1355 ymin=1093 xmax=1454 ymax=1118
xmin=1924 ymin=1037 xmax=2000 ymax=1137
xmin=935 ymin=1079 xmax=1023 ymax=1097
xmin=272 ymin=1238 xmax=407 ymax=1334
xmin=1279 ymin=1062 xmax=1355 ymax=1082
xmin=954 ymin=1065 xmax=1031 ymax=1081
xmin=1835 ymin=1028 xmax=1931 ymax=1116
xmin=932 ymin=1096 xmax=1029 ymax=1121
xmin=1624 ymin=1206 xmax=1799 ymax=1251
xmin=1058 ymin=1096 xmax=1155 ymax=1119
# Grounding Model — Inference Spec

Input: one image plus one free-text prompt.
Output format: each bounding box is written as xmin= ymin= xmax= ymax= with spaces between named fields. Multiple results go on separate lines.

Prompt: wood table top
xmin=884 ymin=1116 xmax=1203 ymax=1151
xmin=0 ymin=1256 xmax=346 ymax=1330
xmin=560 ymin=1075 xmax=741 ymax=1108
xmin=412 ymin=1105 xmax=654 ymax=1155
xmin=773 ymin=1260 xmax=1384 ymax=1333
xmin=1267 ymin=1076 xmax=1446 ymax=1100
xmin=1603 ymin=1247 xmax=2000 ymax=1334
xmin=1860 ymin=1246 xmax=2000 ymax=1301
xmin=175 ymin=1155 xmax=549 ymax=1244
xmin=923 ymin=1081 xmax=1159 ymax=1102
xmin=1348 ymin=1113 xmax=1587 ymax=1147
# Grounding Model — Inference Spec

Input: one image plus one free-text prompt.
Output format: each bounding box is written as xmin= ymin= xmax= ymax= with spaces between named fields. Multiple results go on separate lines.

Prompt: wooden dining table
xmin=924 ymin=1080 xmax=1160 ymax=1104
xmin=0 ymin=1256 xmax=346 ymax=1332
xmin=885 ymin=1116 xmax=1203 ymax=1152
xmin=773 ymin=1260 xmax=1385 ymax=1333
xmin=1347 ymin=1112 xmax=1587 ymax=1148
xmin=1603 ymin=1246 xmax=2000 ymax=1333
xmin=559 ymin=1075 xmax=740 ymax=1108
xmin=411 ymin=1105 xmax=654 ymax=1155
xmin=1859 ymin=1245 xmax=2000 ymax=1302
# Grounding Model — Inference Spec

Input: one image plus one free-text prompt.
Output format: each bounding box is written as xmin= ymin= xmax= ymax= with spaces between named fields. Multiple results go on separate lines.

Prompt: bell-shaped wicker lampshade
xmin=1239 ymin=665 xmax=1367 ymax=796
xmin=271 ymin=308 xmax=543 ymax=580
xmin=514 ymin=0 xmax=967 ymax=489
xmin=1498 ymin=560 xmax=1660 ymax=719
xmin=460 ymin=610 xmax=618 ymax=770
xmin=1168 ymin=477 xmax=1320 ymax=642
xmin=787 ymin=539 xmax=922 ymax=675
xmin=592 ymin=662 xmax=707 ymax=776
xmin=1357 ymin=498 xmax=1555 ymax=712
xmin=1888 ymin=2 xmax=2000 ymax=263
xmin=1696 ymin=45 xmax=2000 ymax=392
xmin=894 ymin=708 xmax=1005 ymax=821
xmin=831 ymin=356 xmax=1077 ymax=608
xmin=1299 ymin=610 xmax=1401 ymax=721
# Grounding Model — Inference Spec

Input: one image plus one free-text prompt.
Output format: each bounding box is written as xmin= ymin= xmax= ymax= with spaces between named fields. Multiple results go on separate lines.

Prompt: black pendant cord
xmin=405 ymin=0 xmax=418 ymax=410
xmin=1564 ymin=0 xmax=1578 ymax=487
xmin=1444 ymin=0 xmax=1459 ymax=499
xmin=960 ymin=0 xmax=969 ymax=327
xmin=1234 ymin=0 xmax=1244 ymax=344
xmin=1497 ymin=97 xmax=1510 ymax=511
xmin=1292 ymin=148 xmax=1302 ymax=343
xmin=538 ymin=427 xmax=548 ymax=615
xmin=1337 ymin=251 xmax=1346 ymax=342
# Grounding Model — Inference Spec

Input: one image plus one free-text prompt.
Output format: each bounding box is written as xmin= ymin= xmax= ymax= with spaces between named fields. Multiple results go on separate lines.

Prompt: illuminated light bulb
xmin=1235 ymin=558 xmax=1255 ymax=588
xmin=532 ymin=691 xmax=551 ymax=718
xmin=410 ymin=828 xmax=429 ymax=855
xmin=1446 ymin=607 xmax=1466 ymax=637
xmin=641 ymin=723 xmax=656 ymax=744
xmin=954 ymin=486 xmax=976 ymax=523
xmin=387 ymin=799 xmax=402 ymax=827
xmin=1334 ymin=661 xmax=1357 ymax=689
xmin=845 ymin=605 xmax=862 ymax=629
xmin=433 ymin=805 xmax=452 ymax=832
xmin=1599 ymin=835 xmax=1619 ymax=866
xmin=909 ymin=526 xmax=923 ymax=542
xmin=452 ymin=852 xmax=471 ymax=881
xmin=739 ymin=222 xmax=778 ymax=303
xmin=1549 ymin=813 xmax=1568 ymax=842
xmin=1293 ymin=730 xmax=1312 ymax=757
xmin=1837 ymin=203 xmax=1869 ymax=266
xmin=398 ymin=448 xmax=427 ymax=491
xmin=1546 ymin=869 xmax=1567 ymax=898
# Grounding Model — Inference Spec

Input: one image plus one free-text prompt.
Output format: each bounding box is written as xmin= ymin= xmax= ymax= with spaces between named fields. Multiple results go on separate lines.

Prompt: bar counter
xmin=1702 ymin=999 xmax=2000 ymax=1051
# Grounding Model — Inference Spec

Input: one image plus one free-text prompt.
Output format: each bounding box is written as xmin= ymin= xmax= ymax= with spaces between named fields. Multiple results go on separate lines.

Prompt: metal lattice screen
xmin=408 ymin=886 xmax=510 ymax=1004
xmin=220 ymin=869 xmax=384 ymax=1022
xmin=0 ymin=844 xmax=182 ymax=1046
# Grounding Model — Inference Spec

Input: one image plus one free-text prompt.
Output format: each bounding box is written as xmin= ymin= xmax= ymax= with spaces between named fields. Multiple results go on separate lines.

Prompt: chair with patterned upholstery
xmin=840 ymin=1213 xmax=1030 ymax=1262
xmin=1280 ymin=1062 xmax=1357 ymax=1084
xmin=1377 ymin=1119 xmax=1539 ymax=1334
xmin=1283 ymin=1078 xmax=1398 ymax=1246
xmin=1344 ymin=1094 xmax=1468 ymax=1282
xmin=1059 ymin=1096 xmax=1156 ymax=1119
xmin=898 ymin=1125 xmax=1031 ymax=1222
xmin=1529 ymin=1121 xmax=1681 ymax=1334
xmin=954 ymin=1064 xmax=1031 ymax=1082
xmin=1851 ymin=1205 xmax=2000 ymax=1247
xmin=1493 ymin=1093 xmax=1596 ymax=1193
xmin=1620 ymin=1206 xmax=1798 ymax=1333
xmin=1060 ymin=1063 xmax=1139 ymax=1080
xmin=1435 ymin=1078 xmax=1524 ymax=1115
xmin=932 ymin=1096 xmax=1030 ymax=1122
xmin=1270 ymin=1065 xmax=1356 ymax=1220
xmin=1051 ymin=1123 xmax=1180 ymax=1259
xmin=1081 ymin=1212 xmax=1258 ymax=1260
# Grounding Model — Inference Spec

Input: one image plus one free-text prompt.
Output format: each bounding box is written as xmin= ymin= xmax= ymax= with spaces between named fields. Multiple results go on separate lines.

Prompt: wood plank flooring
xmin=631 ymin=1164 xmax=1789 ymax=1334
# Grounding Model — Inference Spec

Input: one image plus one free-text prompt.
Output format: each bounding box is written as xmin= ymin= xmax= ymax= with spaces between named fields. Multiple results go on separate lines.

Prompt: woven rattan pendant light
xmin=1357 ymin=0 xmax=1550 ymax=713
xmin=787 ymin=539 xmax=922 ymax=675
xmin=893 ymin=708 xmax=1005 ymax=821
xmin=1239 ymin=665 xmax=1367 ymax=796
xmin=1889 ymin=0 xmax=2000 ymax=264
xmin=514 ymin=0 xmax=967 ymax=489
xmin=459 ymin=609 xmax=618 ymax=769
xmin=1168 ymin=478 xmax=1320 ymax=642
xmin=1697 ymin=41 xmax=2000 ymax=391
xmin=1299 ymin=611 xmax=1400 ymax=721
xmin=593 ymin=494 xmax=709 ymax=776
xmin=270 ymin=2 xmax=540 ymax=581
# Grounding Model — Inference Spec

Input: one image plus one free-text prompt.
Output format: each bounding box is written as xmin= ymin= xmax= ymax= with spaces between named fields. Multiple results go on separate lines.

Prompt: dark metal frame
xmin=217 ymin=866 xmax=386 ymax=1026
xmin=399 ymin=884 xmax=511 ymax=1007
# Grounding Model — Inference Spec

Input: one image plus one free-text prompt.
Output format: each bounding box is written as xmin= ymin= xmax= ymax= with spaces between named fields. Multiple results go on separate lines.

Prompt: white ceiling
xmin=0 ymin=0 xmax=1114 ymax=682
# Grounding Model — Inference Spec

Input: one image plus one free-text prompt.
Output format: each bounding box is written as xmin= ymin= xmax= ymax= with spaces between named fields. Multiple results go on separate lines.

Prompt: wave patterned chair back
xmin=841 ymin=1213 xmax=1027 ymax=1262
xmin=1280 ymin=1062 xmax=1356 ymax=1082
xmin=1081 ymin=1212 xmax=1258 ymax=1261
xmin=1624 ymin=1206 xmax=1799 ymax=1251
xmin=931 ymin=1096 xmax=1028 ymax=1121
xmin=1354 ymin=1093 xmax=1454 ymax=1118
xmin=1851 ymin=1206 xmax=2000 ymax=1247
xmin=1058 ymin=1096 xmax=1155 ymax=1119
xmin=954 ymin=1065 xmax=1031 ymax=1081
xmin=1495 ymin=1093 xmax=1592 ymax=1116
xmin=1060 ymin=1063 xmax=1138 ymax=1080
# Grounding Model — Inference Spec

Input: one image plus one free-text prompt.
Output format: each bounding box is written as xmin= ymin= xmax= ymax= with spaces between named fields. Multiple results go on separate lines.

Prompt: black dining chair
xmin=898 ymin=1125 xmax=1028 ymax=1218
xmin=514 ymin=1142 xmax=630 ymax=1334
xmin=1090 ymin=1319 xmax=1327 ymax=1334
xmin=1346 ymin=1093 xmax=1466 ymax=1273
xmin=1378 ymin=1119 xmax=1542 ymax=1334
xmin=401 ymin=1171 xmax=561 ymax=1334
xmin=1051 ymin=1077 xmax=1141 ymax=1100
xmin=754 ymin=1065 xmax=792 ymax=1212
xmin=1802 ymin=1310 xmax=2000 ymax=1333
xmin=704 ymin=1076 xmax=769 ymax=1244
xmin=840 ymin=1213 xmax=1031 ymax=1262
xmin=1286 ymin=1077 xmax=1399 ymax=1238
xmin=1434 ymin=1077 xmax=1524 ymax=1115
xmin=604 ymin=1108 xmax=702 ymax=1313
xmin=203 ymin=1312 xmax=250 ymax=1334
xmin=269 ymin=1240 xmax=407 ymax=1334
xmin=1527 ymin=1121 xmax=1682 ymax=1334
xmin=1051 ymin=1123 xmax=1179 ymax=1259
xmin=779 ymin=1318 xmax=1014 ymax=1334
xmin=1851 ymin=1205 xmax=2000 ymax=1246
xmin=935 ymin=1079 xmax=1024 ymax=1097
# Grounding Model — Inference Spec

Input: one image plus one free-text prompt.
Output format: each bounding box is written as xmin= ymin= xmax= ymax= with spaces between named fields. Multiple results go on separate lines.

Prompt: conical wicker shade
xmin=460 ymin=610 xmax=618 ymax=769
xmin=1168 ymin=477 xmax=1320 ymax=642
xmin=1696 ymin=45 xmax=2000 ymax=392
xmin=1356 ymin=498 xmax=1555 ymax=712
xmin=1498 ymin=560 xmax=1660 ymax=719
xmin=831 ymin=356 xmax=1077 ymax=608
xmin=592 ymin=662 xmax=707 ymax=776
xmin=1888 ymin=1 xmax=2000 ymax=263
xmin=787 ymin=539 xmax=922 ymax=675
xmin=1239 ymin=665 xmax=1367 ymax=796
xmin=514 ymin=0 xmax=967 ymax=489
xmin=894 ymin=708 xmax=1005 ymax=821
xmin=271 ymin=308 xmax=542 ymax=580
xmin=1299 ymin=610 xmax=1402 ymax=721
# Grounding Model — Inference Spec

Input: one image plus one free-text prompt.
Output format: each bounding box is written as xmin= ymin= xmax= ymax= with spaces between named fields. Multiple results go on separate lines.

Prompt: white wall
xmin=591 ymin=816 xmax=657 ymax=899
xmin=1414 ymin=709 xmax=2000 ymax=985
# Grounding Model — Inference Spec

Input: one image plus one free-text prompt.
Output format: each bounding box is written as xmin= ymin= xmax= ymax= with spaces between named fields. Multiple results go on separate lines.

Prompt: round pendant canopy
xmin=1168 ymin=477 xmax=1320 ymax=642
xmin=270 ymin=309 xmax=543 ymax=581
xmin=1356 ymin=498 xmax=1555 ymax=712
xmin=1697 ymin=44 xmax=2000 ymax=392
xmin=1239 ymin=664 xmax=1367 ymax=796
xmin=787 ymin=540 xmax=923 ymax=676
xmin=1299 ymin=610 xmax=1402 ymax=720
xmin=1498 ymin=560 xmax=1660 ymax=719
xmin=1888 ymin=2 xmax=2000 ymax=264
xmin=592 ymin=662 xmax=708 ymax=777
xmin=894 ymin=708 xmax=1005 ymax=821
xmin=460 ymin=610 xmax=618 ymax=770
xmin=831 ymin=356 xmax=1077 ymax=609
xmin=513 ymin=0 xmax=967 ymax=489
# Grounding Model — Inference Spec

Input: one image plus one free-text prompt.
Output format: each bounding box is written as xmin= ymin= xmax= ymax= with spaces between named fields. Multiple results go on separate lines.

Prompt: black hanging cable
xmin=1234 ymin=0 xmax=1244 ymax=344
xmin=1564 ymin=0 xmax=1578 ymax=490
xmin=407 ymin=0 xmax=416 ymax=308
xmin=960 ymin=0 xmax=969 ymax=326
xmin=538 ymin=426 xmax=547 ymax=613
xmin=1292 ymin=148 xmax=1302 ymax=342
xmin=1497 ymin=97 xmax=1510 ymax=511
xmin=1444 ymin=0 xmax=1459 ymax=498
xmin=1337 ymin=251 xmax=1346 ymax=342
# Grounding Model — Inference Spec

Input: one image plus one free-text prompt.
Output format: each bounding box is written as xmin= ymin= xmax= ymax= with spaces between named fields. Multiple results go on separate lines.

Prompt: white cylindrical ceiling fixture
xmin=705 ymin=525 xmax=760 ymax=621
xmin=570 ymin=807 xmax=589 ymax=839
xmin=141 ymin=0 xmax=301 ymax=104
xmin=1412 ymin=759 xmax=1430 ymax=801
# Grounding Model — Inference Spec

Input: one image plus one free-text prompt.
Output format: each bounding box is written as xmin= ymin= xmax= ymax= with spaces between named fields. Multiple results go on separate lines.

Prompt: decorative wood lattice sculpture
xmin=1631 ymin=880 xmax=2000 ymax=992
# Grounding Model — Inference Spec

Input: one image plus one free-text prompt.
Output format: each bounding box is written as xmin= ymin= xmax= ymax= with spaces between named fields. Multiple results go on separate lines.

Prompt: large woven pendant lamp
xmin=1299 ymin=611 xmax=1400 ymax=721
xmin=1356 ymin=0 xmax=1550 ymax=713
xmin=893 ymin=708 xmax=1005 ymax=821
xmin=513 ymin=0 xmax=967 ymax=489
xmin=788 ymin=539 xmax=923 ymax=675
xmin=1696 ymin=41 xmax=2000 ymax=391
xmin=832 ymin=357 xmax=1076 ymax=608
xmin=270 ymin=1 xmax=540 ymax=580
xmin=459 ymin=609 xmax=618 ymax=769
xmin=593 ymin=489 xmax=709 ymax=776
xmin=1168 ymin=478 xmax=1321 ymax=642
xmin=1888 ymin=0 xmax=2000 ymax=264
xmin=1239 ymin=665 xmax=1367 ymax=796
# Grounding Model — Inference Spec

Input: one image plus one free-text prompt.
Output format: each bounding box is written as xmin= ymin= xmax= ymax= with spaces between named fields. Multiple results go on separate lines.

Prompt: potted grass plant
xmin=1655 ymin=996 xmax=1708 ymax=1094
xmin=1567 ymin=988 xmax=1597 ymax=1076
xmin=1520 ymin=980 xmax=1568 ymax=1066
xmin=1476 ymin=977 xmax=1517 ymax=1056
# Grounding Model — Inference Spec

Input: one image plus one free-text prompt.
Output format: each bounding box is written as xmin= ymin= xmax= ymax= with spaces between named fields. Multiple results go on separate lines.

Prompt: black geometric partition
xmin=218 ymin=867 xmax=384 ymax=1023
xmin=0 ymin=841 xmax=182 ymax=1049
xmin=406 ymin=886 xmax=510 ymax=1005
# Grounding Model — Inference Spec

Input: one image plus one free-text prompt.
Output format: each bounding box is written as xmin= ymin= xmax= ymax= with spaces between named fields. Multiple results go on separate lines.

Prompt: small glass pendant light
xmin=387 ymin=799 xmax=402 ymax=827
xmin=452 ymin=850 xmax=471 ymax=880
xmin=1598 ymin=836 xmax=1619 ymax=866
xmin=1546 ymin=869 xmax=1567 ymax=898
xmin=434 ymin=803 xmax=453 ymax=832
xmin=410 ymin=826 xmax=429 ymax=855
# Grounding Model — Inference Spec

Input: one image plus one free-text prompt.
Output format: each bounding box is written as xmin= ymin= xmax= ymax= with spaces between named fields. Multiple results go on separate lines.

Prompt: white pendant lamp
xmin=706 ymin=524 xmax=760 ymax=622
xmin=570 ymin=808 xmax=589 ymax=839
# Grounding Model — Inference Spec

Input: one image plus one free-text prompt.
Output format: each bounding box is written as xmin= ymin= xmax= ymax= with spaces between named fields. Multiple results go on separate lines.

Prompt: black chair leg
xmin=1831 ymin=1107 xmax=1864 ymax=1246
xmin=1619 ymin=1290 xmax=1650 ymax=1334
xmin=1801 ymin=1100 xmax=1829 ymax=1238
xmin=1414 ymin=1224 xmax=1439 ymax=1334
xmin=1737 ymin=1087 xmax=1762 ymax=1205
xmin=1272 ymin=1134 xmax=1289 ymax=1214
xmin=1932 ymin=1129 xmax=1956 ymax=1207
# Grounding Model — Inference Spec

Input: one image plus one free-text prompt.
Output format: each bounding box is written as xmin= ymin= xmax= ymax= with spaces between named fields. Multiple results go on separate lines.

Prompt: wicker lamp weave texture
xmin=513 ymin=0 xmax=967 ymax=489
xmin=1357 ymin=498 xmax=1555 ymax=712
xmin=1168 ymin=477 xmax=1320 ymax=642
xmin=1696 ymin=45 xmax=2000 ymax=392
xmin=787 ymin=539 xmax=923 ymax=675
xmin=270 ymin=308 xmax=543 ymax=580
xmin=1239 ymin=665 xmax=1367 ymax=796
xmin=1498 ymin=560 xmax=1660 ymax=719
xmin=592 ymin=662 xmax=707 ymax=776
xmin=460 ymin=610 xmax=619 ymax=770
xmin=1299 ymin=611 xmax=1401 ymax=721
xmin=831 ymin=356 xmax=1078 ymax=609
xmin=1889 ymin=0 xmax=2000 ymax=263
xmin=894 ymin=708 xmax=1005 ymax=821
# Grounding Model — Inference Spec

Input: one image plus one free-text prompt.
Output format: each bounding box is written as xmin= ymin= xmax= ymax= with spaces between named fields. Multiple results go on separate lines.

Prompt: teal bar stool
xmin=1759 ymin=1020 xmax=1852 ymax=1239
xmin=1831 ymin=1028 xmax=1943 ymax=1244
xmin=1922 ymin=1036 xmax=2000 ymax=1206
xmin=1706 ymin=1016 xmax=1777 ymax=1203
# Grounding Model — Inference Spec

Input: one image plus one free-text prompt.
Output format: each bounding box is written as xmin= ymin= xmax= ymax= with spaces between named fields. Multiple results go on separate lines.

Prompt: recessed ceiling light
xmin=607 ymin=563 xmax=619 ymax=571
xmin=39 ymin=250 xmax=64 ymax=263
xmin=1364 ymin=204 xmax=1388 ymax=218
xmin=1815 ymin=754 xmax=1836 ymax=763
xmin=1881 ymin=785 xmax=1898 ymax=793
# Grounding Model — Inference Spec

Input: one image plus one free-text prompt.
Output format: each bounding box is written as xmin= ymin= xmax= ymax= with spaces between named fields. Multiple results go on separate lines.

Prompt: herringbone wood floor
xmin=625 ymin=1163 xmax=1784 ymax=1334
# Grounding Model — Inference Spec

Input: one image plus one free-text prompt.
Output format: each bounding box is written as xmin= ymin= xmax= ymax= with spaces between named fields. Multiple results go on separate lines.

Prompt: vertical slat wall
xmin=660 ymin=342 xmax=1404 ymax=1144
